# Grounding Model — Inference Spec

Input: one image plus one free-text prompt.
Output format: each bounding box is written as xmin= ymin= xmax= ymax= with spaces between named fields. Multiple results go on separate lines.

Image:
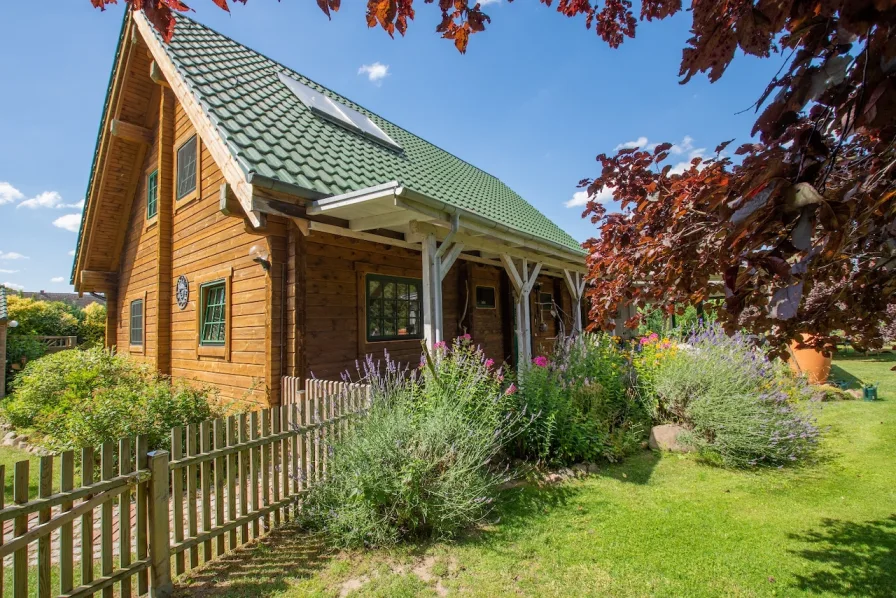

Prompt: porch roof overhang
xmin=306 ymin=181 xmax=587 ymax=276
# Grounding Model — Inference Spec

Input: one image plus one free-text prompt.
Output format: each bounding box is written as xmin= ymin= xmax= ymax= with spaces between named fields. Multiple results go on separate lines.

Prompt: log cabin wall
xmin=113 ymin=88 xmax=283 ymax=407
xmin=300 ymin=231 xmax=462 ymax=382
xmin=115 ymin=97 xmax=160 ymax=363
xmin=167 ymin=101 xmax=281 ymax=407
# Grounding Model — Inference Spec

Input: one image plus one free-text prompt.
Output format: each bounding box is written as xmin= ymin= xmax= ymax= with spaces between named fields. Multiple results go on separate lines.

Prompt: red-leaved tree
xmin=94 ymin=0 xmax=896 ymax=352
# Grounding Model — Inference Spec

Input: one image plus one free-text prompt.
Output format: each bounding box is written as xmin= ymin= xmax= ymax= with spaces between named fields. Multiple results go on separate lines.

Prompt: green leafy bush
xmin=6 ymin=295 xmax=81 ymax=337
xmin=4 ymin=333 xmax=46 ymax=391
xmin=79 ymin=302 xmax=107 ymax=347
xmin=2 ymin=347 xmax=220 ymax=451
xmin=636 ymin=326 xmax=821 ymax=467
xmin=515 ymin=334 xmax=646 ymax=464
xmin=302 ymin=339 xmax=524 ymax=547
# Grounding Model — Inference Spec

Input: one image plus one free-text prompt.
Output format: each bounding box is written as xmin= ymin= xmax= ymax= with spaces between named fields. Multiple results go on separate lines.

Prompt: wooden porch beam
xmin=409 ymin=220 xmax=585 ymax=274
xmin=149 ymin=60 xmax=169 ymax=87
xmin=80 ymin=270 xmax=118 ymax=291
xmin=349 ymin=211 xmax=416 ymax=232
xmin=109 ymin=119 xmax=153 ymax=145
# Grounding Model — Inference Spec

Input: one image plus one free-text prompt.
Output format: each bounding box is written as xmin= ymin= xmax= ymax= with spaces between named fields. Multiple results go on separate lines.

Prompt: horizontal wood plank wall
xmin=169 ymin=101 xmax=273 ymax=406
xmin=467 ymin=263 xmax=508 ymax=365
xmin=116 ymin=105 xmax=161 ymax=364
xmin=302 ymin=231 xmax=464 ymax=382
xmin=85 ymin=44 xmax=156 ymax=274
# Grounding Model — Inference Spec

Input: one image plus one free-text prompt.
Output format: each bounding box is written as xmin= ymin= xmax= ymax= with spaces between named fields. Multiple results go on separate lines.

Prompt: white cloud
xmin=1 ymin=282 xmax=24 ymax=291
xmin=68 ymin=249 xmax=76 ymax=256
xmin=478 ymin=0 xmax=501 ymax=4
xmin=0 ymin=251 xmax=28 ymax=261
xmin=51 ymin=276 xmax=66 ymax=283
xmin=0 ymin=182 xmax=24 ymax=205
xmin=565 ymin=186 xmax=616 ymax=208
xmin=53 ymin=213 xmax=82 ymax=232
xmin=358 ymin=62 xmax=390 ymax=84
xmin=614 ymin=136 xmax=649 ymax=151
xmin=17 ymin=191 xmax=83 ymax=210
xmin=0 ymin=269 xmax=19 ymax=274
xmin=611 ymin=135 xmax=708 ymax=175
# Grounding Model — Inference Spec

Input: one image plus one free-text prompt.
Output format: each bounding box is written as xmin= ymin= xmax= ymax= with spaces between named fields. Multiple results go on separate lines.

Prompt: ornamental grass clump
xmin=301 ymin=338 xmax=525 ymax=547
xmin=515 ymin=333 xmax=646 ymax=465
xmin=639 ymin=325 xmax=821 ymax=468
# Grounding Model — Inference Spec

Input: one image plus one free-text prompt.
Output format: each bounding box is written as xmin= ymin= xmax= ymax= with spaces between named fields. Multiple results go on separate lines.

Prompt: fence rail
xmin=0 ymin=377 xmax=370 ymax=597
xmin=36 ymin=336 xmax=78 ymax=353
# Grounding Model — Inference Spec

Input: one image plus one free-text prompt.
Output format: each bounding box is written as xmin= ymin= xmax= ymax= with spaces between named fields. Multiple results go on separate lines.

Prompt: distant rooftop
xmin=18 ymin=291 xmax=105 ymax=309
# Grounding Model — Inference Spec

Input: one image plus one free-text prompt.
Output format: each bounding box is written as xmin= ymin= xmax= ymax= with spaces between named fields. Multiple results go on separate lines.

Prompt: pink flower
xmin=461 ymin=333 xmax=472 ymax=341
xmin=484 ymin=358 xmax=495 ymax=369
xmin=434 ymin=341 xmax=447 ymax=350
xmin=504 ymin=383 xmax=517 ymax=396
xmin=640 ymin=337 xmax=650 ymax=345
xmin=532 ymin=356 xmax=549 ymax=367
xmin=649 ymin=333 xmax=659 ymax=341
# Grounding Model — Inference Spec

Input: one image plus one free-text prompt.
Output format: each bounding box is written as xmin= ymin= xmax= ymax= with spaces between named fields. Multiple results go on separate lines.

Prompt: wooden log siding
xmin=0 ymin=377 xmax=369 ymax=597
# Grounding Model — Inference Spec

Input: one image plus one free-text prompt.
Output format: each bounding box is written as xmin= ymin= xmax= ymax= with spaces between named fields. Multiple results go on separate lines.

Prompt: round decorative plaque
xmin=176 ymin=275 xmax=189 ymax=310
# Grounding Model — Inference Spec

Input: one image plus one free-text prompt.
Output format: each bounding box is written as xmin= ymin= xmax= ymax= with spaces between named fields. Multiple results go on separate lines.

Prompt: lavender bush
xmin=647 ymin=326 xmax=821 ymax=467
xmin=301 ymin=339 xmax=525 ymax=547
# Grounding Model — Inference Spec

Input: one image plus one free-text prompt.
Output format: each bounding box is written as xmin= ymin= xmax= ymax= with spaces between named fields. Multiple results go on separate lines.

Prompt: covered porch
xmin=286 ymin=181 xmax=588 ymax=370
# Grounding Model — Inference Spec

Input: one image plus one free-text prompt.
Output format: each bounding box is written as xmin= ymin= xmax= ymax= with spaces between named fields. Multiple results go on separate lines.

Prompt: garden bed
xmin=172 ymin=352 xmax=895 ymax=597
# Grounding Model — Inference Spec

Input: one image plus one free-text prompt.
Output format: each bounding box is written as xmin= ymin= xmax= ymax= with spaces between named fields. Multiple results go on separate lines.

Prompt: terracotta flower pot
xmin=788 ymin=335 xmax=832 ymax=384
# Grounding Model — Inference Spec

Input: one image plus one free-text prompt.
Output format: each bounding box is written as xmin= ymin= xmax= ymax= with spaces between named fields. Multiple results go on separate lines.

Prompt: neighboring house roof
xmin=19 ymin=291 xmax=105 ymax=309
xmin=149 ymin=15 xmax=583 ymax=254
xmin=0 ymin=287 xmax=7 ymax=323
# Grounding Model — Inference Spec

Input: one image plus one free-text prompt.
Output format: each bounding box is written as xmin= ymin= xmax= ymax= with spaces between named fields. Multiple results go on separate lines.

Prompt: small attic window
xmin=277 ymin=71 xmax=402 ymax=152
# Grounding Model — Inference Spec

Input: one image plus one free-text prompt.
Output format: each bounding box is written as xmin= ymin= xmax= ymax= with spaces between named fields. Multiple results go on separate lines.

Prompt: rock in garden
xmin=648 ymin=424 xmax=692 ymax=452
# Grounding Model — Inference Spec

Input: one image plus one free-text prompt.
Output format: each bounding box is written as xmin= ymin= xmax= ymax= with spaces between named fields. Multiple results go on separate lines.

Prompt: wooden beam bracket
xmin=109 ymin=119 xmax=153 ymax=146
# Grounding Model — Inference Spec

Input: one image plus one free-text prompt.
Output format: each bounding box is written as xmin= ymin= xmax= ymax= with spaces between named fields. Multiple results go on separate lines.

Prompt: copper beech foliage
xmin=93 ymin=0 xmax=896 ymax=352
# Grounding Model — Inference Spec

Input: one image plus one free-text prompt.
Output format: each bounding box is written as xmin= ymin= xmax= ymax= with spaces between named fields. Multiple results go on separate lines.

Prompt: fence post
xmin=148 ymin=450 xmax=173 ymax=598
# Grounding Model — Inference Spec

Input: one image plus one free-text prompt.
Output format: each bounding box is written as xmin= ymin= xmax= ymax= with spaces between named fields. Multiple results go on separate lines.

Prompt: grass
xmin=172 ymin=351 xmax=896 ymax=597
xmin=0 ymin=444 xmax=59 ymax=505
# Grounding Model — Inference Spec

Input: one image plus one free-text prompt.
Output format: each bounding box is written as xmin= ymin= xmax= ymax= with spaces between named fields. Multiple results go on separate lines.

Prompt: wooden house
xmin=71 ymin=11 xmax=588 ymax=407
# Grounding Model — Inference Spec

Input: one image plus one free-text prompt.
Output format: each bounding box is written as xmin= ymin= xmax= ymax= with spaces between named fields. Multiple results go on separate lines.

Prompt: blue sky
xmin=0 ymin=1 xmax=781 ymax=293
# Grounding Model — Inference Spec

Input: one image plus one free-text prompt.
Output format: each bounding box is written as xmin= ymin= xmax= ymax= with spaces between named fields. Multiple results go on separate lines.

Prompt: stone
xmin=586 ymin=463 xmax=600 ymax=474
xmin=648 ymin=424 xmax=693 ymax=452
xmin=572 ymin=463 xmax=589 ymax=476
xmin=3 ymin=432 xmax=16 ymax=442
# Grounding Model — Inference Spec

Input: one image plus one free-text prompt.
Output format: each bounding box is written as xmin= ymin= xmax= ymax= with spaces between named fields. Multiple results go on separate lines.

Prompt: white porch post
xmin=421 ymin=216 xmax=465 ymax=350
xmin=563 ymin=269 xmax=587 ymax=335
xmin=502 ymin=255 xmax=542 ymax=370
xmin=422 ymin=232 xmax=440 ymax=350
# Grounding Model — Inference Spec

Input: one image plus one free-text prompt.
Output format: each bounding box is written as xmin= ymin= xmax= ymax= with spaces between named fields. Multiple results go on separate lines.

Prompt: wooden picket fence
xmin=0 ymin=377 xmax=371 ymax=597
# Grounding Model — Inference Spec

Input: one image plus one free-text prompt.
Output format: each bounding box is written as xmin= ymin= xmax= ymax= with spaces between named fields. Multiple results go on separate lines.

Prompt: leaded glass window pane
xmin=366 ymin=274 xmax=423 ymax=341
xmin=177 ymin=135 xmax=197 ymax=200
xmin=130 ymin=299 xmax=143 ymax=346
xmin=200 ymin=281 xmax=226 ymax=345
xmin=147 ymin=170 xmax=158 ymax=219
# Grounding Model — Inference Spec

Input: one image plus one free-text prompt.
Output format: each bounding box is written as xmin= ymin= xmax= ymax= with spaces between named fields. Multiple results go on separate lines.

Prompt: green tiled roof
xmin=0 ymin=287 xmax=7 ymax=322
xmin=157 ymin=15 xmax=584 ymax=255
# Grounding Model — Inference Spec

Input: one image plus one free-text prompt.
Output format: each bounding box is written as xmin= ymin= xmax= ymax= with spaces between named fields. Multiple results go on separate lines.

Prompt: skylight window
xmin=277 ymin=71 xmax=401 ymax=152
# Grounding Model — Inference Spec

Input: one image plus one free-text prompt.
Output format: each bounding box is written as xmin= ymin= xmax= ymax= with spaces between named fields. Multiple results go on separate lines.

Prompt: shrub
xmin=4 ymin=333 xmax=46 ymax=392
xmin=79 ymin=302 xmax=107 ymax=347
xmin=515 ymin=333 xmax=646 ymax=464
xmin=6 ymin=295 xmax=81 ymax=337
xmin=302 ymin=339 xmax=523 ymax=547
xmin=2 ymin=347 xmax=219 ymax=451
xmin=639 ymin=326 xmax=821 ymax=467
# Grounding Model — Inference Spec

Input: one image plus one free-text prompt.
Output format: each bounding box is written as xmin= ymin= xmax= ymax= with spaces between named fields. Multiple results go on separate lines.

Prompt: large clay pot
xmin=788 ymin=335 xmax=832 ymax=384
